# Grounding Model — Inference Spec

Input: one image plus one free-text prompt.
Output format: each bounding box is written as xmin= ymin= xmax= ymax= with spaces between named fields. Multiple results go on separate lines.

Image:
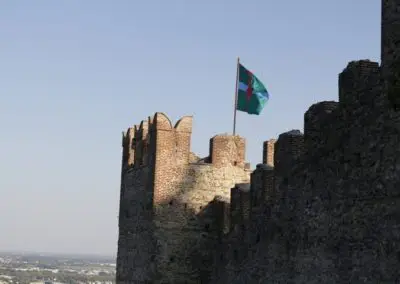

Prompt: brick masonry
xmin=117 ymin=114 xmax=250 ymax=283
xmin=262 ymin=139 xmax=276 ymax=166
xmin=117 ymin=1 xmax=400 ymax=283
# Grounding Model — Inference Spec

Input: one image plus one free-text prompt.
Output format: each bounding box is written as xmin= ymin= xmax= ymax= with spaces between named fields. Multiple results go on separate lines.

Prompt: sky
xmin=0 ymin=0 xmax=380 ymax=256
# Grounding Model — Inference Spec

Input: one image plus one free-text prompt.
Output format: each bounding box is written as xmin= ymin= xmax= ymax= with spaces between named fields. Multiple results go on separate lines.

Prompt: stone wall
xmin=153 ymin=163 xmax=249 ymax=283
xmin=117 ymin=113 xmax=250 ymax=284
xmin=211 ymin=67 xmax=399 ymax=282
xmin=117 ymin=166 xmax=155 ymax=283
xmin=208 ymin=1 xmax=400 ymax=282
xmin=382 ymin=0 xmax=400 ymax=108
xmin=117 ymin=2 xmax=400 ymax=283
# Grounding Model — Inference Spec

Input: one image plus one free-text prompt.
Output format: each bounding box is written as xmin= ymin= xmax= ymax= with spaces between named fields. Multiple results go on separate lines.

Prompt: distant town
xmin=0 ymin=252 xmax=115 ymax=284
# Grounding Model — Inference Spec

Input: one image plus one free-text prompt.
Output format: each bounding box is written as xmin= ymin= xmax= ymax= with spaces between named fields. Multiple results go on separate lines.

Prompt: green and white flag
xmin=236 ymin=63 xmax=269 ymax=115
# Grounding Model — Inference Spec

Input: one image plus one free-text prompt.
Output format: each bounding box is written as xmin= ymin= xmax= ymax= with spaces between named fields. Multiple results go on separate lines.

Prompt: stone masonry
xmin=262 ymin=139 xmax=276 ymax=166
xmin=210 ymin=1 xmax=400 ymax=283
xmin=117 ymin=114 xmax=250 ymax=283
xmin=117 ymin=1 xmax=400 ymax=283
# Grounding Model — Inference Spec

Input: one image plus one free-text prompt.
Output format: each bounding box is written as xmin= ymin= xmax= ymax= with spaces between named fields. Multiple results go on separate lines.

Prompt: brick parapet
xmin=118 ymin=3 xmax=400 ymax=279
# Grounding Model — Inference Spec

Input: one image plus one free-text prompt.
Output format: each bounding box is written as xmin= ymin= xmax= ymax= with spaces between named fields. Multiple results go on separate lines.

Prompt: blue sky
xmin=0 ymin=0 xmax=380 ymax=256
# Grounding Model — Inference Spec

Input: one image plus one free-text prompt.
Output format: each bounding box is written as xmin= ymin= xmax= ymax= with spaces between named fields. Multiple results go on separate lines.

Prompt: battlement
xmin=304 ymin=101 xmax=340 ymax=153
xmin=338 ymin=60 xmax=381 ymax=111
xmin=208 ymin=60 xmax=383 ymax=243
xmin=211 ymin=163 xmax=275 ymax=241
xmin=209 ymin=134 xmax=246 ymax=168
xmin=118 ymin=112 xmax=251 ymax=282
xmin=206 ymin=55 xmax=395 ymax=283
xmin=121 ymin=127 xmax=136 ymax=167
xmin=262 ymin=139 xmax=276 ymax=166
xmin=274 ymin=130 xmax=304 ymax=178
xmin=251 ymin=163 xmax=274 ymax=204
xmin=121 ymin=112 xmax=193 ymax=169
xmin=122 ymin=113 xmax=249 ymax=172
xmin=118 ymin=2 xmax=400 ymax=282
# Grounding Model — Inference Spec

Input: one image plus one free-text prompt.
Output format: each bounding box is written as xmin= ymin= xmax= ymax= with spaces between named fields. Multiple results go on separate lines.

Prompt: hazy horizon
xmin=0 ymin=0 xmax=380 ymax=255
xmin=0 ymin=249 xmax=115 ymax=259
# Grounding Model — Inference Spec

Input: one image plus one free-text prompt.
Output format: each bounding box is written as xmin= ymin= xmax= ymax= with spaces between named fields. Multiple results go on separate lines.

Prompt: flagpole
xmin=233 ymin=57 xmax=240 ymax=135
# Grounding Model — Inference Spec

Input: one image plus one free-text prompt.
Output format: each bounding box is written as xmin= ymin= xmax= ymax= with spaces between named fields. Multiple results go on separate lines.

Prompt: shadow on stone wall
xmin=216 ymin=60 xmax=400 ymax=283
xmin=153 ymin=191 xmax=223 ymax=284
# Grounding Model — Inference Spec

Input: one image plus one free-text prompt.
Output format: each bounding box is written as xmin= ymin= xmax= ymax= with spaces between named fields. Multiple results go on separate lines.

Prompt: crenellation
xmin=274 ymin=130 xmax=304 ymax=183
xmin=338 ymin=60 xmax=381 ymax=113
xmin=209 ymin=135 xmax=246 ymax=168
xmin=122 ymin=127 xmax=136 ymax=168
xmin=117 ymin=112 xmax=250 ymax=284
xmin=252 ymin=164 xmax=274 ymax=206
xmin=148 ymin=115 xmax=153 ymax=123
xmin=262 ymin=139 xmax=276 ymax=166
xmin=136 ymin=120 xmax=150 ymax=165
xmin=304 ymin=101 xmax=339 ymax=154
xmin=152 ymin=112 xmax=173 ymax=130
xmin=139 ymin=120 xmax=149 ymax=137
xmin=174 ymin=115 xmax=193 ymax=133
xmin=117 ymin=2 xmax=400 ymax=282
xmin=134 ymin=120 xmax=149 ymax=166
xmin=173 ymin=116 xmax=193 ymax=165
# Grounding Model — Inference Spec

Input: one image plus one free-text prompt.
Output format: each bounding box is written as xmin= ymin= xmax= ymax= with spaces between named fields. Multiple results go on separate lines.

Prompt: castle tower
xmin=117 ymin=113 xmax=250 ymax=284
xmin=381 ymin=0 xmax=400 ymax=106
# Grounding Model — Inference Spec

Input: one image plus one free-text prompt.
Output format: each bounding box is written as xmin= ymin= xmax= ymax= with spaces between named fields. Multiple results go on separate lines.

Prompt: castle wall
xmin=117 ymin=166 xmax=156 ymax=283
xmin=210 ymin=2 xmax=400 ymax=281
xmin=117 ymin=2 xmax=400 ymax=283
xmin=153 ymin=163 xmax=250 ymax=283
xmin=213 ymin=66 xmax=400 ymax=284
xmin=117 ymin=113 xmax=250 ymax=284
xmin=117 ymin=122 xmax=157 ymax=282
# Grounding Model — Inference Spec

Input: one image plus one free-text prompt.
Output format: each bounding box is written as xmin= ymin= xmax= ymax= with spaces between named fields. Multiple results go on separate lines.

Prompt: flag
xmin=236 ymin=63 xmax=269 ymax=115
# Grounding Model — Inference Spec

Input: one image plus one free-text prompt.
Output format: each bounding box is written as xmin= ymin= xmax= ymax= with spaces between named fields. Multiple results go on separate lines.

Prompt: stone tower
xmin=116 ymin=113 xmax=250 ymax=283
xmin=116 ymin=3 xmax=398 ymax=283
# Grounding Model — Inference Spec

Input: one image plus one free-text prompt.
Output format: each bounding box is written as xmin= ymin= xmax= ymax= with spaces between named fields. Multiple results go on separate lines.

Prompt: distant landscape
xmin=0 ymin=251 xmax=115 ymax=284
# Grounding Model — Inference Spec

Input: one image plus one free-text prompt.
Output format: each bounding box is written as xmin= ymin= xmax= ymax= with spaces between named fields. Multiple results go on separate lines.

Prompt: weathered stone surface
xmin=117 ymin=2 xmax=400 ymax=283
xmin=117 ymin=114 xmax=250 ymax=284
xmin=209 ymin=2 xmax=400 ymax=283
xmin=263 ymin=139 xmax=276 ymax=166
